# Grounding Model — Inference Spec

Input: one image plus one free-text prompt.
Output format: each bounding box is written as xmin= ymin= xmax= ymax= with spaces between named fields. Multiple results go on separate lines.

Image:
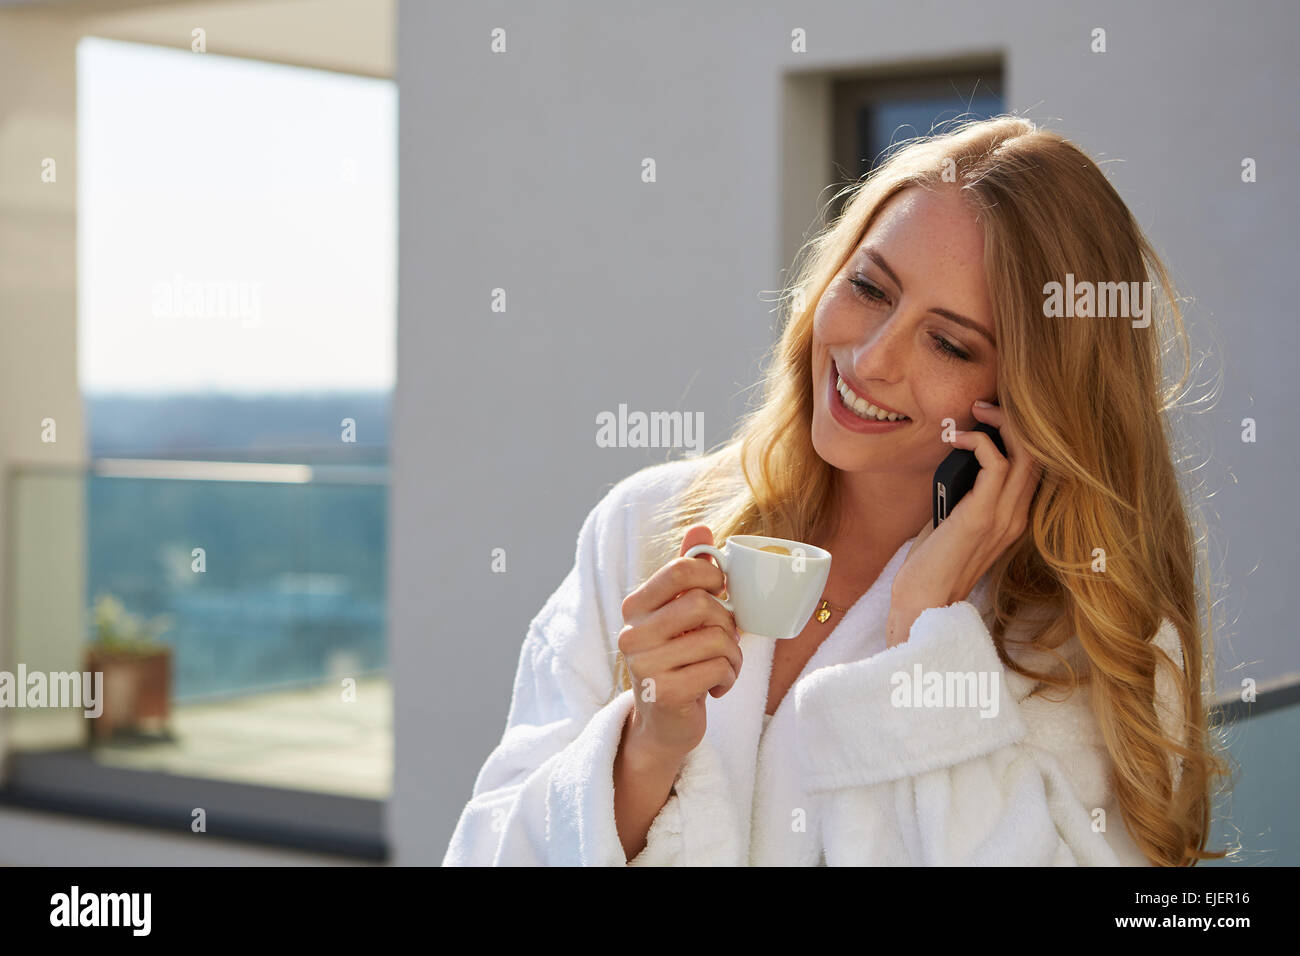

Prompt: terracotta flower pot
xmin=83 ymin=646 xmax=172 ymax=743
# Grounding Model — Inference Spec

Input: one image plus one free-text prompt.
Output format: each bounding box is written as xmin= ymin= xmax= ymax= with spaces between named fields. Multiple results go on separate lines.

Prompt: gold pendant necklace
xmin=814 ymin=596 xmax=849 ymax=623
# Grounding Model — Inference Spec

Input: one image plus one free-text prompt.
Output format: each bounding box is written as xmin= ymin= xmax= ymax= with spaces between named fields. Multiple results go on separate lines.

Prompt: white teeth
xmin=836 ymin=375 xmax=907 ymax=422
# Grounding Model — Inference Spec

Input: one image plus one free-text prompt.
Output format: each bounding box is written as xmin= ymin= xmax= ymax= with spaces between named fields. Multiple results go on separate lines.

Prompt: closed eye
xmin=848 ymin=275 xmax=887 ymax=304
xmin=929 ymin=334 xmax=970 ymax=362
xmin=848 ymin=275 xmax=971 ymax=362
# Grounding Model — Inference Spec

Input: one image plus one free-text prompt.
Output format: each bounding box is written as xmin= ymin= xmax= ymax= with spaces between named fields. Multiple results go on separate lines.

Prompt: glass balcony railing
xmin=4 ymin=459 xmax=391 ymax=805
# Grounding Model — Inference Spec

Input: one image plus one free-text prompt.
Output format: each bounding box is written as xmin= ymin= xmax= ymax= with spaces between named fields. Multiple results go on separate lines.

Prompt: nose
xmin=848 ymin=311 xmax=910 ymax=383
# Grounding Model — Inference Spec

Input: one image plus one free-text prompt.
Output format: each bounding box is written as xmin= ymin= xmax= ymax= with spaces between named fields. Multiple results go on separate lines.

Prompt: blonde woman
xmin=443 ymin=115 xmax=1228 ymax=866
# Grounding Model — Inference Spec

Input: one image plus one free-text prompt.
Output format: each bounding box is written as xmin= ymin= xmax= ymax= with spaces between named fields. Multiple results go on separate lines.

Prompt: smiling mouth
xmin=831 ymin=363 xmax=910 ymax=422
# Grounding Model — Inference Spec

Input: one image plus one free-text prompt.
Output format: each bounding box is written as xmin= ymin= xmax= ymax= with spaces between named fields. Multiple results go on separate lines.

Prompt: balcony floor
xmin=7 ymin=676 xmax=391 ymax=799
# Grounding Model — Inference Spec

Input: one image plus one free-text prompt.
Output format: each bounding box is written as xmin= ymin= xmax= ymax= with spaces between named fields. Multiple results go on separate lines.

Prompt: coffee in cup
xmin=683 ymin=534 xmax=832 ymax=640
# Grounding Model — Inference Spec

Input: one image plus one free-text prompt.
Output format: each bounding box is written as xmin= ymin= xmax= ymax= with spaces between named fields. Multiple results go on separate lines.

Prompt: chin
xmin=812 ymin=398 xmax=932 ymax=477
xmin=810 ymin=406 xmax=853 ymax=470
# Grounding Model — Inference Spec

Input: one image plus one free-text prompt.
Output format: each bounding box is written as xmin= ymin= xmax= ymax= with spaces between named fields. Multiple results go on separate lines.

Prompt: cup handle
xmin=682 ymin=544 xmax=735 ymax=612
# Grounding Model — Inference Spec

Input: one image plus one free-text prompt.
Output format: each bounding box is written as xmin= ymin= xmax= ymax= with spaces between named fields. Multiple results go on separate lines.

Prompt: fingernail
xmin=974 ymin=400 xmax=993 ymax=408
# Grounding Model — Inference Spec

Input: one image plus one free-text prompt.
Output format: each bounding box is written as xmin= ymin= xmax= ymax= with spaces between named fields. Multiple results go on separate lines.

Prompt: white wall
xmin=392 ymin=0 xmax=1300 ymax=863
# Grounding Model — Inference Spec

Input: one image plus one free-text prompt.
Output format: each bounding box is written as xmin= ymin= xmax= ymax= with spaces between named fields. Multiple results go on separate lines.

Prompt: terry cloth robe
xmin=442 ymin=457 xmax=1187 ymax=866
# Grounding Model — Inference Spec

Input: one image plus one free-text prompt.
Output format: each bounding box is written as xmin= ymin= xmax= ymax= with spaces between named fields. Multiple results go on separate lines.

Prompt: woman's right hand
xmin=618 ymin=524 xmax=742 ymax=763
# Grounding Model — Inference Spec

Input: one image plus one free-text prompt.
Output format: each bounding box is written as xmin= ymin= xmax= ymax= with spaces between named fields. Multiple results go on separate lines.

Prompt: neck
xmin=819 ymin=467 xmax=932 ymax=597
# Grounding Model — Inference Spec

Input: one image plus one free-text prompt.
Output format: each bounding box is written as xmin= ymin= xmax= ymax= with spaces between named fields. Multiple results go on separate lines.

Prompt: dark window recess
xmin=829 ymin=66 xmax=1004 ymax=225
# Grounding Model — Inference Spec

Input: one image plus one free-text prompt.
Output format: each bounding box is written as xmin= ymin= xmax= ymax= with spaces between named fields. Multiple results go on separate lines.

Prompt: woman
xmin=443 ymin=115 xmax=1228 ymax=866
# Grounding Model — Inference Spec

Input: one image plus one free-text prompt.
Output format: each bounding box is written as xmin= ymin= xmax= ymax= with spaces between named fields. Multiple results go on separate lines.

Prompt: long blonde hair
xmin=617 ymin=115 xmax=1230 ymax=866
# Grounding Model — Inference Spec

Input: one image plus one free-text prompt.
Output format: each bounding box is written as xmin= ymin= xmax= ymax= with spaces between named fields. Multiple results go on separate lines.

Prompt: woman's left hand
xmin=886 ymin=400 xmax=1042 ymax=648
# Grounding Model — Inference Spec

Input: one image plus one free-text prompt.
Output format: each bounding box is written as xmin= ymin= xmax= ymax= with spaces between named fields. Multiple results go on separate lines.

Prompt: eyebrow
xmin=861 ymin=248 xmax=997 ymax=349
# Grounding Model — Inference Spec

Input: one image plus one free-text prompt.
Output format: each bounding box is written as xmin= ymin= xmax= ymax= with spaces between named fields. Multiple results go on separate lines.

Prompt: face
xmin=810 ymin=185 xmax=998 ymax=478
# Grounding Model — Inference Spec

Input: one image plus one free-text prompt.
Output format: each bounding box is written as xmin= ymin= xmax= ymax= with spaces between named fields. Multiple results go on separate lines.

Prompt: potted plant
xmin=84 ymin=593 xmax=174 ymax=743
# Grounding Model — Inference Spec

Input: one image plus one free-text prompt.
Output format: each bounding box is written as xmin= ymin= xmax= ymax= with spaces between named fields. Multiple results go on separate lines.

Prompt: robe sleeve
xmin=799 ymin=601 xmax=1186 ymax=866
xmin=441 ymin=465 xmax=694 ymax=866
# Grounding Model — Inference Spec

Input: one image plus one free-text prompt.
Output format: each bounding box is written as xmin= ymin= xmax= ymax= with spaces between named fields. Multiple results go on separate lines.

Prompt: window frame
xmin=828 ymin=64 xmax=1004 ymax=224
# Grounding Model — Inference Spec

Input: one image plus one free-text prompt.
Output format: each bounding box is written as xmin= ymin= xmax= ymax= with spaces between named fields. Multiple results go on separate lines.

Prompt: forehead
xmin=862 ymin=187 xmax=986 ymax=268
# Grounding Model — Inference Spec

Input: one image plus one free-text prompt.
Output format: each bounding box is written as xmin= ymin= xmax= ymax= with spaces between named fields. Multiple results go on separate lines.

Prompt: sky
xmin=77 ymin=37 xmax=396 ymax=394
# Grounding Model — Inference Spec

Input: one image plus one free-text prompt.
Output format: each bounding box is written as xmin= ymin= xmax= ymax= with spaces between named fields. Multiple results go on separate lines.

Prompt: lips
xmin=832 ymin=360 xmax=909 ymax=419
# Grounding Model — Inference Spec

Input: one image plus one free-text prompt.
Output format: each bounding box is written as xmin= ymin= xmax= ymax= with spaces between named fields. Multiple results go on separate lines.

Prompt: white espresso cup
xmin=683 ymin=534 xmax=832 ymax=640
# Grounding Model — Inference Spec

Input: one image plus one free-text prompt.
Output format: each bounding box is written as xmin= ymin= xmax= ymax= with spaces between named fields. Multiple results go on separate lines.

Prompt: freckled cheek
xmin=810 ymin=315 xmax=829 ymax=353
xmin=812 ymin=301 xmax=855 ymax=344
xmin=810 ymin=311 xmax=840 ymax=383
xmin=916 ymin=384 xmax=976 ymax=433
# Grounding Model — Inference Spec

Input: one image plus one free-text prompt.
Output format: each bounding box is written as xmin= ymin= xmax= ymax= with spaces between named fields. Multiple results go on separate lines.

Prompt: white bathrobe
xmin=442 ymin=457 xmax=1185 ymax=866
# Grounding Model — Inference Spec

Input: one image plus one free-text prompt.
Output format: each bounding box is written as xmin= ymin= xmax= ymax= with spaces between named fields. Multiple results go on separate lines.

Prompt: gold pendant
xmin=816 ymin=602 xmax=831 ymax=623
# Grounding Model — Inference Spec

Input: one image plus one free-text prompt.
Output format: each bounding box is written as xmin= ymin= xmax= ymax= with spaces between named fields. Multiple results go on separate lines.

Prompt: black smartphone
xmin=932 ymin=421 xmax=1006 ymax=529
